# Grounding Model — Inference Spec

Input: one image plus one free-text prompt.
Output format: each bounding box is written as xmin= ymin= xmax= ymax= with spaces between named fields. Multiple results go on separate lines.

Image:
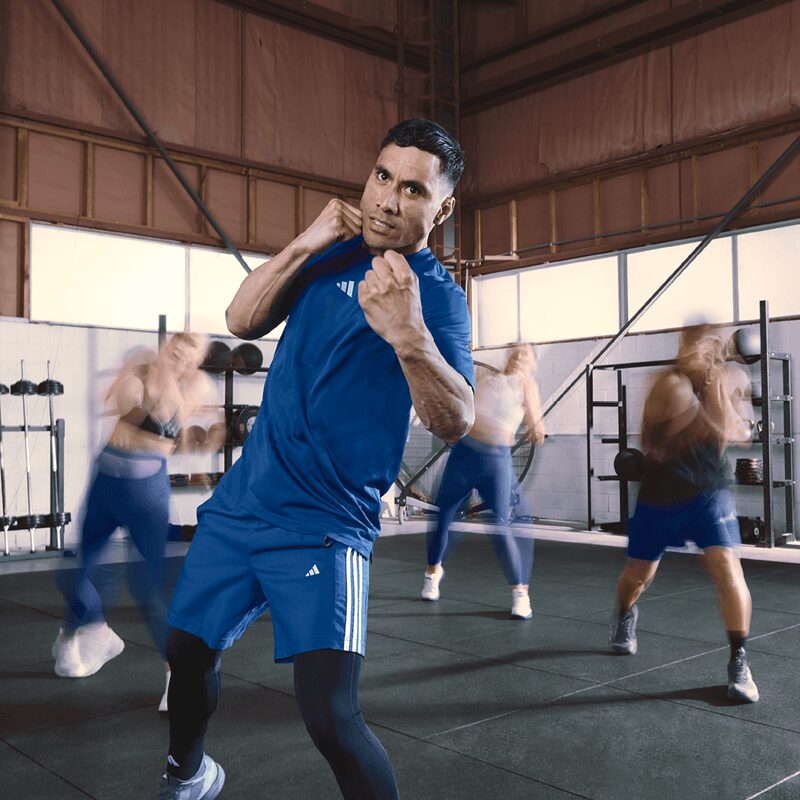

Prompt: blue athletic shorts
xmin=167 ymin=488 xmax=369 ymax=662
xmin=627 ymin=489 xmax=741 ymax=562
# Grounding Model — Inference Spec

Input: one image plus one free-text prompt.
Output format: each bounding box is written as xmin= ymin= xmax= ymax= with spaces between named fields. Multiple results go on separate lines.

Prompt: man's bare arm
xmin=226 ymin=199 xmax=362 ymax=340
xmin=395 ymin=334 xmax=475 ymax=442
xmin=358 ymin=250 xmax=474 ymax=442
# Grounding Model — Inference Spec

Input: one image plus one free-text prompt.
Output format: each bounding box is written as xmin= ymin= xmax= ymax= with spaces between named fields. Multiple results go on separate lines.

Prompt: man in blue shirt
xmin=159 ymin=119 xmax=475 ymax=800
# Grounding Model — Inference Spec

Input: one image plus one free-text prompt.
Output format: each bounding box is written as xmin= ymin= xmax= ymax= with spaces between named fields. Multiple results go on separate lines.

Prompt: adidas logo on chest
xmin=336 ymin=280 xmax=355 ymax=298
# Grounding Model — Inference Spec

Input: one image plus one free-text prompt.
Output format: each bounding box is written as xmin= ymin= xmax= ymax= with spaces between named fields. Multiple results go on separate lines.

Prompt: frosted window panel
xmin=737 ymin=224 xmax=800 ymax=319
xmin=189 ymin=248 xmax=285 ymax=338
xmin=519 ymin=257 xmax=618 ymax=342
xmin=627 ymin=238 xmax=732 ymax=332
xmin=31 ymin=224 xmax=185 ymax=329
xmin=475 ymin=274 xmax=518 ymax=346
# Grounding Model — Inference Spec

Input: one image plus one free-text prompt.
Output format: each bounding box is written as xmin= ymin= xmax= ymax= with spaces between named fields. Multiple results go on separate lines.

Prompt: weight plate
xmin=11 ymin=380 xmax=37 ymax=395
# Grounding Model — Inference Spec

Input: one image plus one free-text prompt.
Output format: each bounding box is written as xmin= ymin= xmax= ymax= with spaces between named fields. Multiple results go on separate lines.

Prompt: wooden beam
xmin=218 ymin=0 xmax=428 ymax=69
xmin=749 ymin=141 xmax=760 ymax=216
xmin=640 ymin=170 xmax=650 ymax=231
xmin=198 ymin=165 xmax=208 ymax=235
xmin=296 ymin=185 xmax=304 ymax=237
xmin=462 ymin=112 xmax=800 ymax=210
xmin=474 ymin=208 xmax=482 ymax=260
xmin=467 ymin=204 xmax=800 ymax=277
xmin=510 ymin=199 xmax=518 ymax=254
xmin=0 ymin=111 xmax=364 ymax=196
xmin=461 ymin=0 xmax=789 ymax=116
xmin=462 ymin=0 xmax=648 ymax=73
xmin=548 ymin=191 xmax=557 ymax=255
xmin=247 ymin=170 xmax=256 ymax=243
xmin=0 ymin=202 xmax=284 ymax=257
xmin=15 ymin=128 xmax=28 ymax=208
xmin=593 ymin=178 xmax=602 ymax=242
xmin=84 ymin=141 xmax=94 ymax=218
xmin=21 ymin=213 xmax=30 ymax=317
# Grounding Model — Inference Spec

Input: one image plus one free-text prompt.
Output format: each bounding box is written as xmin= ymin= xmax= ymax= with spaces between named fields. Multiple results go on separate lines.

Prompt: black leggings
xmin=166 ymin=628 xmax=398 ymax=800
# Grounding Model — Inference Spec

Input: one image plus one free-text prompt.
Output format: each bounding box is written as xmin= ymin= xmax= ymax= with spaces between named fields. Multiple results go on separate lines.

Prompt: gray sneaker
xmin=727 ymin=652 xmax=759 ymax=703
xmin=610 ymin=605 xmax=638 ymax=655
xmin=159 ymin=755 xmax=225 ymax=800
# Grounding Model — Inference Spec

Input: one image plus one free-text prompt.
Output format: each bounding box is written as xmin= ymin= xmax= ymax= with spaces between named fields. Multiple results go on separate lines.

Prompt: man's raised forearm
xmin=226 ymin=240 xmax=312 ymax=340
xmin=395 ymin=331 xmax=474 ymax=442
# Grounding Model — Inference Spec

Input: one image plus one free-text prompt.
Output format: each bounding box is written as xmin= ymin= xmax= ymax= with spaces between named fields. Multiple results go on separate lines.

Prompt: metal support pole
xmin=224 ymin=371 xmax=234 ymax=472
xmin=158 ymin=314 xmax=167 ymax=351
xmin=56 ymin=419 xmax=66 ymax=550
xmin=759 ymin=300 xmax=774 ymax=547
xmin=618 ymin=375 xmax=629 ymax=534
xmin=585 ymin=365 xmax=594 ymax=530
xmin=50 ymin=0 xmax=251 ymax=275
xmin=783 ymin=357 xmax=795 ymax=539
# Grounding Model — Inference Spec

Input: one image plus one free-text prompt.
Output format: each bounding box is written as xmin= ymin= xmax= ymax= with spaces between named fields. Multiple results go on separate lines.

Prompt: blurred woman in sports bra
xmin=420 ymin=344 xmax=545 ymax=619
xmin=53 ymin=332 xmax=210 ymax=710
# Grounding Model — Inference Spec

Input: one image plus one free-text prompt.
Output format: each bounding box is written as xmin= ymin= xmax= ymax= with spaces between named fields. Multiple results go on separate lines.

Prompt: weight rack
xmin=1 ymin=418 xmax=69 ymax=557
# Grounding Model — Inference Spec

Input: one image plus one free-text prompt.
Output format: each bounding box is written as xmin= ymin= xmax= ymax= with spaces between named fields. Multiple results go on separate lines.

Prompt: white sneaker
xmin=75 ymin=622 xmax=125 ymax=677
xmin=53 ymin=628 xmax=87 ymax=677
xmin=159 ymin=670 xmax=171 ymax=712
xmin=159 ymin=754 xmax=225 ymax=799
xmin=420 ymin=569 xmax=444 ymax=601
xmin=511 ymin=589 xmax=533 ymax=620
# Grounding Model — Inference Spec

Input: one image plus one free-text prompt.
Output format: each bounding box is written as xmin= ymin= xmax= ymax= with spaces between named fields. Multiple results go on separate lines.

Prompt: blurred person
xmin=421 ymin=344 xmax=545 ymax=619
xmin=157 ymin=119 xmax=474 ymax=800
xmin=53 ymin=332 xmax=210 ymax=713
xmin=609 ymin=323 xmax=760 ymax=703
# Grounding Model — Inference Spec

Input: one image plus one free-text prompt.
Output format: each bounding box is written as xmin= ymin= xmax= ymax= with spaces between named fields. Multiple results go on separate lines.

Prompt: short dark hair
xmin=380 ymin=119 xmax=465 ymax=190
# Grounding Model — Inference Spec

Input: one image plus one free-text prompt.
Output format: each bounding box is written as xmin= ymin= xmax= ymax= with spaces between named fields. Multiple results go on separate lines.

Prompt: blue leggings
xmin=427 ymin=437 xmax=534 ymax=586
xmin=60 ymin=447 xmax=171 ymax=657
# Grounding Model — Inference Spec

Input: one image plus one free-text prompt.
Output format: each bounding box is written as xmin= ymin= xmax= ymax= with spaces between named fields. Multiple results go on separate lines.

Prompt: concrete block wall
xmin=0 ymin=316 xmax=277 ymax=553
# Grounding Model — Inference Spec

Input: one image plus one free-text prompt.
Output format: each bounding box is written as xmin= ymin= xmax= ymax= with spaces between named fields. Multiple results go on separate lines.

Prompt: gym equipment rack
xmin=585 ymin=300 xmax=795 ymax=547
xmin=0 ymin=417 xmax=69 ymax=557
xmin=206 ymin=360 xmax=268 ymax=473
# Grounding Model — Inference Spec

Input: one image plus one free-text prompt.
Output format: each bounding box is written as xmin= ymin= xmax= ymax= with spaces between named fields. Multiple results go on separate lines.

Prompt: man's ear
xmin=434 ymin=196 xmax=456 ymax=226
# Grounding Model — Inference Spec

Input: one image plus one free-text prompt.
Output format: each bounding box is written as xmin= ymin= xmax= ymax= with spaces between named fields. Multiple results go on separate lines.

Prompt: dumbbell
xmin=203 ymin=341 xmax=232 ymax=373
xmin=231 ymin=344 xmax=263 ymax=375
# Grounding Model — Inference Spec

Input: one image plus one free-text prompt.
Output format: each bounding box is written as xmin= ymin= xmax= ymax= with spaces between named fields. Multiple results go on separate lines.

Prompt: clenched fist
xmin=358 ymin=250 xmax=425 ymax=349
xmin=294 ymin=198 xmax=363 ymax=257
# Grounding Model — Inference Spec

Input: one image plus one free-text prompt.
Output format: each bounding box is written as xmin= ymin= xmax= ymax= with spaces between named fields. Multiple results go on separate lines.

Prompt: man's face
xmin=360 ymin=143 xmax=454 ymax=255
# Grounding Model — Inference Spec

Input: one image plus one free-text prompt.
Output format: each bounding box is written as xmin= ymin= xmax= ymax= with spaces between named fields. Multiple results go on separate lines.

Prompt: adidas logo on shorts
xmin=305 ymin=564 xmax=320 ymax=577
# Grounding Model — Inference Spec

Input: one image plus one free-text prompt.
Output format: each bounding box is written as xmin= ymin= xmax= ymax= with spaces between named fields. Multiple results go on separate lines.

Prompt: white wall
xmin=0 ymin=316 xmax=276 ymax=553
xmin=2 ymin=314 xmax=796 ymax=555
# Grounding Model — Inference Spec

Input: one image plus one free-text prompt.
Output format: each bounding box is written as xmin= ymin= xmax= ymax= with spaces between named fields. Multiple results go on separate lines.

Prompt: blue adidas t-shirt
xmin=217 ymin=235 xmax=474 ymax=557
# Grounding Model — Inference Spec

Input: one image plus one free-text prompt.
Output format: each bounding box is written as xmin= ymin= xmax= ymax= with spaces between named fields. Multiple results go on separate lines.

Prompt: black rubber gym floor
xmin=2 ymin=531 xmax=799 ymax=800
